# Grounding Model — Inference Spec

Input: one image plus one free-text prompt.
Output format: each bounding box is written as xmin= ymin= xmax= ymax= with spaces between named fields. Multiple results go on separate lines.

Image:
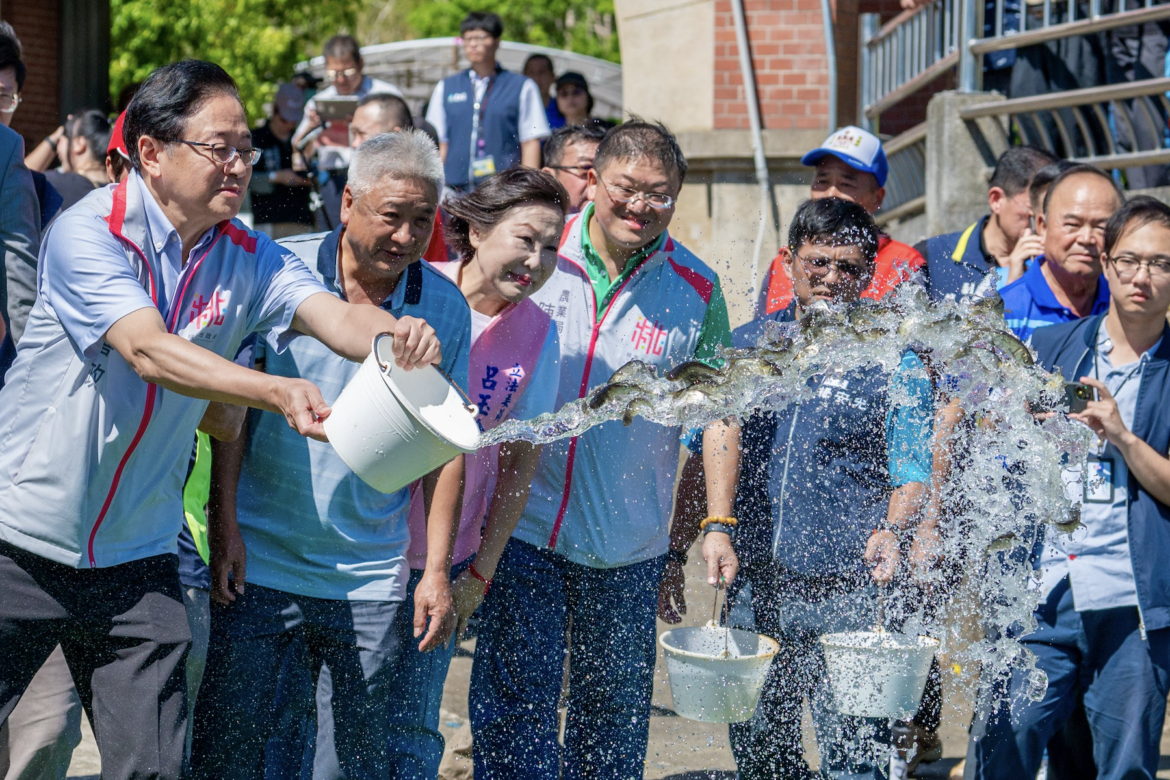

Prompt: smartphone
xmin=1064 ymin=381 xmax=1094 ymax=414
xmin=314 ymin=96 xmax=360 ymax=122
xmin=1028 ymin=214 xmax=1036 ymax=233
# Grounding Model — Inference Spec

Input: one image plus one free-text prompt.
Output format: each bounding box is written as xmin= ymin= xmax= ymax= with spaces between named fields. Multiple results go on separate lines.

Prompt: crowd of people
xmin=0 ymin=8 xmax=1168 ymax=780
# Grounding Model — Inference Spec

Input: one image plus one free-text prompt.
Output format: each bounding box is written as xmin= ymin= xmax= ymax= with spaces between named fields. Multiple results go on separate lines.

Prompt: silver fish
xmin=609 ymin=360 xmax=658 ymax=384
xmin=986 ymin=532 xmax=1020 ymax=554
xmin=666 ymin=360 xmax=721 ymax=384
xmin=586 ymin=381 xmax=645 ymax=411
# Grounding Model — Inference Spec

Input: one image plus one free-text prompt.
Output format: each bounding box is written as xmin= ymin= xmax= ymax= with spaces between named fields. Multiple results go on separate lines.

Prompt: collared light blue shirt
xmin=1042 ymin=321 xmax=1163 ymax=611
xmin=1000 ymin=257 xmax=1110 ymax=343
xmin=235 ymin=229 xmax=472 ymax=601
xmin=0 ymin=172 xmax=327 ymax=567
xmin=139 ymin=179 xmax=216 ymax=324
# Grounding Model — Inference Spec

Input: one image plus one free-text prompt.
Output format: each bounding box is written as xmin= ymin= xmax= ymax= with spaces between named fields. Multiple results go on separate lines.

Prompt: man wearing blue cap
xmin=757 ymin=126 xmax=925 ymax=316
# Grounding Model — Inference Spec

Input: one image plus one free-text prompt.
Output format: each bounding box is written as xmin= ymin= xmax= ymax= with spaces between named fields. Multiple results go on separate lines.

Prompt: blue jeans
xmin=313 ymin=561 xmax=470 ymax=780
xmin=189 ymin=584 xmax=402 ymax=780
xmin=968 ymin=576 xmax=1170 ymax=780
xmin=728 ymin=567 xmax=891 ymax=780
xmin=469 ymin=539 xmax=664 ymax=780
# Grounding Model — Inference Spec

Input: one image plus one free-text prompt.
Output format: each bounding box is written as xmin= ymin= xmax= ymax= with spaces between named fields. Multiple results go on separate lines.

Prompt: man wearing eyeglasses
xmin=758 ymin=126 xmax=926 ymax=316
xmin=425 ymin=11 xmax=550 ymax=193
xmin=0 ymin=21 xmax=40 ymax=390
xmin=687 ymin=196 xmax=932 ymax=780
xmin=293 ymin=35 xmax=403 ymax=230
xmin=542 ymin=123 xmax=606 ymax=216
xmin=971 ymin=196 xmax=1170 ymax=779
xmin=0 ymin=60 xmax=444 ymax=780
xmin=469 ymin=119 xmax=739 ymax=780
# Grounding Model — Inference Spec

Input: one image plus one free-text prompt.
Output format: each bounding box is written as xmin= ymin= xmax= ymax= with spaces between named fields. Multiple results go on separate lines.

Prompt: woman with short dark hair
xmin=389 ymin=167 xmax=570 ymax=774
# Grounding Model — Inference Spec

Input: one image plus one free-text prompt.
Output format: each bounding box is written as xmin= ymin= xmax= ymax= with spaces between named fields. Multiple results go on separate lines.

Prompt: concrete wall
xmin=672 ymin=129 xmax=828 ymax=327
xmin=615 ymin=0 xmax=715 ymax=132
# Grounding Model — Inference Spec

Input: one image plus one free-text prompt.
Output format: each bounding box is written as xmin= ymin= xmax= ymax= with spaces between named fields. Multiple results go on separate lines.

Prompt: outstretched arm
xmin=291 ymin=291 xmax=441 ymax=369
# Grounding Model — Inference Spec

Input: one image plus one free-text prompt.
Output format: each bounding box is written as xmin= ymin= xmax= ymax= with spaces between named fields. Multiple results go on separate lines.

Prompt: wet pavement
xmin=65 ymin=542 xmax=1170 ymax=778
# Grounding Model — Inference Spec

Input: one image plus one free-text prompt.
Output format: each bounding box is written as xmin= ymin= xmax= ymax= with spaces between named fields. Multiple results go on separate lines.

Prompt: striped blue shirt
xmin=999 ymin=257 xmax=1110 ymax=342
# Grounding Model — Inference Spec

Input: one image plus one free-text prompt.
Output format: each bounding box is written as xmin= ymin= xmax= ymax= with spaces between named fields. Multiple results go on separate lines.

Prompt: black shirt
xmin=250 ymin=124 xmax=312 ymax=226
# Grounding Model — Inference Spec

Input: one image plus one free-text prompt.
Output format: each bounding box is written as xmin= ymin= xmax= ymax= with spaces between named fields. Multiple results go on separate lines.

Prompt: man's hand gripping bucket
xmin=324 ymin=333 xmax=481 ymax=494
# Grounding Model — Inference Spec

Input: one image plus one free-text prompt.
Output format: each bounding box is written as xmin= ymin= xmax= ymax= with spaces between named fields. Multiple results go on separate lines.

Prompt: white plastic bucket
xmin=819 ymin=631 xmax=940 ymax=719
xmin=659 ymin=625 xmax=779 ymax=723
xmin=324 ymin=334 xmax=480 ymax=494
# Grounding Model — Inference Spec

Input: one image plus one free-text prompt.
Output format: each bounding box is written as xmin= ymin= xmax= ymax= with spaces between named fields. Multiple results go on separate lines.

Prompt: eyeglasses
xmin=461 ymin=34 xmax=496 ymax=45
xmin=325 ymin=67 xmax=360 ymax=81
xmin=796 ymin=253 xmax=868 ymax=280
xmin=547 ymin=164 xmax=593 ymax=180
xmin=178 ymin=140 xmax=261 ymax=167
xmin=1107 ymin=253 xmax=1170 ymax=280
xmin=598 ymin=175 xmax=675 ymax=210
xmin=0 ymin=93 xmax=20 ymax=113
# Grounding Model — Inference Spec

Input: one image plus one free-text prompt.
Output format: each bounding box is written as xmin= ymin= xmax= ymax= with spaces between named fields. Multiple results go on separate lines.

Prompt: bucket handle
xmin=372 ymin=333 xmax=479 ymax=417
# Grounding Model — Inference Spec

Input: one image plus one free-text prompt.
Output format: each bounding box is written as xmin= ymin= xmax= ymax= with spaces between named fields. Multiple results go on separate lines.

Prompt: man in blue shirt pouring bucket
xmin=971 ymin=196 xmax=1170 ymax=779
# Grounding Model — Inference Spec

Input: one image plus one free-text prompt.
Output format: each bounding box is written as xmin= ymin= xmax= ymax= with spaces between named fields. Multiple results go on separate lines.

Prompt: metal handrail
xmin=969 ymin=3 xmax=1170 ymax=53
xmin=958 ymin=77 xmax=1170 ymax=174
xmin=859 ymin=0 xmax=964 ymax=128
xmin=859 ymin=0 xmax=1170 ymax=124
xmin=880 ymin=122 xmax=929 ymax=215
xmin=960 ymin=76 xmax=1170 ymax=117
xmin=883 ymin=121 xmax=929 ymax=154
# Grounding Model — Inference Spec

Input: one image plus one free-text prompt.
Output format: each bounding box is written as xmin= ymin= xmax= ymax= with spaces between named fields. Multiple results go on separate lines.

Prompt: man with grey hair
xmin=189 ymin=130 xmax=472 ymax=780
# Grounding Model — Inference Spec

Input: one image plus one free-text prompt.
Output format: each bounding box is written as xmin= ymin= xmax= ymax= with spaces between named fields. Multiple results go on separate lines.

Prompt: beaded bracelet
xmin=699 ymin=515 xmax=738 ymax=532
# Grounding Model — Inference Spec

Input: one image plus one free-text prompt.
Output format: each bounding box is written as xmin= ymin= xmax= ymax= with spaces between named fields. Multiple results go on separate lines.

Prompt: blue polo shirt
xmin=999 ymin=257 xmax=1110 ymax=342
xmin=234 ymin=228 xmax=471 ymax=602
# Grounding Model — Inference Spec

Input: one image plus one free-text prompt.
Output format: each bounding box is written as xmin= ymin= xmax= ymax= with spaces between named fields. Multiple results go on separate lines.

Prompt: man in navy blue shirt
xmin=972 ymin=196 xmax=1170 ymax=779
xmin=664 ymin=198 xmax=935 ymax=779
xmin=917 ymin=146 xmax=1055 ymax=299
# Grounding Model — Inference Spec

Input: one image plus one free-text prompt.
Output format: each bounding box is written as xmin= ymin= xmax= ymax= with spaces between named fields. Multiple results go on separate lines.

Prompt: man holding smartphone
xmin=971 ymin=196 xmax=1170 ymax=778
xmin=293 ymin=35 xmax=403 ymax=230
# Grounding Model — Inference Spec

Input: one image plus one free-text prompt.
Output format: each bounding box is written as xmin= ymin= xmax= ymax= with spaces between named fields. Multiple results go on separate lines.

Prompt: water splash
xmin=485 ymin=284 xmax=1090 ymax=720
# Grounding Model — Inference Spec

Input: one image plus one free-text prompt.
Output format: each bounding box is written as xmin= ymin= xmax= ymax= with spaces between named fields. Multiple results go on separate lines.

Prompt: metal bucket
xmin=659 ymin=625 xmax=779 ymax=723
xmin=819 ymin=631 xmax=939 ymax=719
xmin=323 ymin=334 xmax=480 ymax=494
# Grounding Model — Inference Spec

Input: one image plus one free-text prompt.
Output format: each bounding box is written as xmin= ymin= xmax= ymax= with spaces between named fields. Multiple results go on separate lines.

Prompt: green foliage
xmin=110 ymin=0 xmax=620 ymax=120
xmin=404 ymin=0 xmax=620 ymax=63
xmin=109 ymin=0 xmax=358 ymax=121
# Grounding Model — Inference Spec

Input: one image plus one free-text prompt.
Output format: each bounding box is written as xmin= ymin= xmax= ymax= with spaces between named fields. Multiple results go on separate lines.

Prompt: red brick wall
xmin=714 ymin=0 xmax=831 ymax=132
xmin=2 ymin=1 xmax=60 ymax=151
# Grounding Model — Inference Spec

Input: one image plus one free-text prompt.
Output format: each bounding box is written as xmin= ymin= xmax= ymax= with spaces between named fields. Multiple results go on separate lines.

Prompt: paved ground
xmin=64 ymin=544 xmax=1170 ymax=778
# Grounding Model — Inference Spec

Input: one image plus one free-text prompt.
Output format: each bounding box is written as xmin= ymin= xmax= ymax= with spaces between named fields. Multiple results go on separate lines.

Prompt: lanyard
xmin=469 ymin=70 xmax=498 ymax=159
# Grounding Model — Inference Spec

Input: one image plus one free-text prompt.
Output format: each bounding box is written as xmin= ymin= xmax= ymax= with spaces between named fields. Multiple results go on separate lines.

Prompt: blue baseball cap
xmin=801 ymin=126 xmax=889 ymax=188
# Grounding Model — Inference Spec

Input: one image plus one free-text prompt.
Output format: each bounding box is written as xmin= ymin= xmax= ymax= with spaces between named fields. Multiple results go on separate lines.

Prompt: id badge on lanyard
xmin=1061 ymin=452 xmax=1115 ymax=508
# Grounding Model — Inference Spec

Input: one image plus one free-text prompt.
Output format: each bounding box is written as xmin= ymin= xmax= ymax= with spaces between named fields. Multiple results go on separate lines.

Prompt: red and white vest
xmin=510 ymin=213 xmax=724 ymax=569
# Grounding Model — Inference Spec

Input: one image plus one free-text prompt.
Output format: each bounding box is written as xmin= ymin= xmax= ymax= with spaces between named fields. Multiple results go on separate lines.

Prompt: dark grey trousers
xmin=0 ymin=540 xmax=190 ymax=780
